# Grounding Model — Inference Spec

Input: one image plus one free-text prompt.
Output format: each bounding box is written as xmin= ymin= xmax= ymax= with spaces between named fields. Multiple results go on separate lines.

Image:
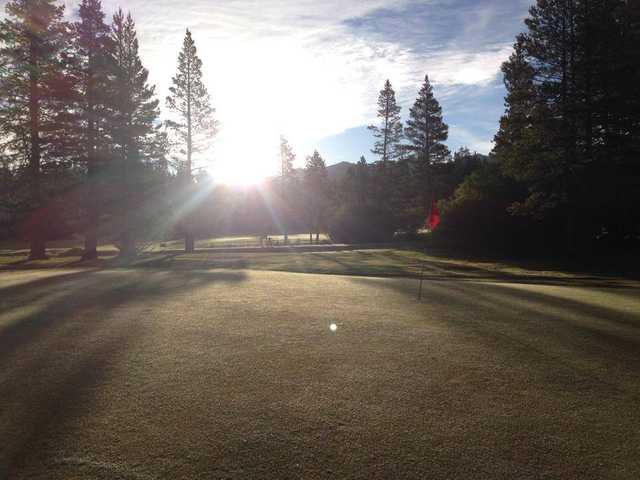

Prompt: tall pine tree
xmin=404 ymin=74 xmax=449 ymax=212
xmin=304 ymin=150 xmax=329 ymax=244
xmin=166 ymin=29 xmax=216 ymax=253
xmin=0 ymin=0 xmax=74 ymax=259
xmin=73 ymin=0 xmax=114 ymax=259
xmin=109 ymin=9 xmax=163 ymax=256
xmin=495 ymin=0 xmax=640 ymax=249
xmin=368 ymin=79 xmax=402 ymax=168
xmin=279 ymin=135 xmax=296 ymax=244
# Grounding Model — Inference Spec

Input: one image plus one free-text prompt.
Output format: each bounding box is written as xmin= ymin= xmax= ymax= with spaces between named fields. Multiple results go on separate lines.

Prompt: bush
xmin=431 ymin=162 xmax=560 ymax=254
xmin=328 ymin=204 xmax=396 ymax=244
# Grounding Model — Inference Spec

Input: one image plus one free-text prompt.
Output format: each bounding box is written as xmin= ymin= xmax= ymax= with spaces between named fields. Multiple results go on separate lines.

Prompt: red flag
xmin=428 ymin=201 xmax=440 ymax=230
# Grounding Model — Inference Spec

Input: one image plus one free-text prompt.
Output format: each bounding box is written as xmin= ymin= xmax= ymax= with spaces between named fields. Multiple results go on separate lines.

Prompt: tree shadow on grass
xmin=0 ymin=269 xmax=246 ymax=476
xmin=114 ymin=252 xmax=250 ymax=271
xmin=349 ymin=276 xmax=640 ymax=383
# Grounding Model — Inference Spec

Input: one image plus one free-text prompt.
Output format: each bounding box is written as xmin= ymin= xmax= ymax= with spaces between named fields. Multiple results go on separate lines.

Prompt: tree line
xmin=1 ymin=0 xmax=638 ymax=258
xmin=318 ymin=0 xmax=639 ymax=253
xmin=183 ymin=0 xmax=639 ymax=254
xmin=437 ymin=0 xmax=640 ymax=253
xmin=0 ymin=0 xmax=216 ymax=258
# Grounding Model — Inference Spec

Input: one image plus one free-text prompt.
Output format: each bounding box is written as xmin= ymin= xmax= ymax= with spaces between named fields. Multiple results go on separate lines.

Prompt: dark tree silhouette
xmin=279 ymin=135 xmax=296 ymax=244
xmin=304 ymin=150 xmax=330 ymax=243
xmin=166 ymin=29 xmax=216 ymax=253
xmin=108 ymin=9 xmax=164 ymax=256
xmin=73 ymin=0 xmax=114 ymax=259
xmin=368 ymin=79 xmax=402 ymax=168
xmin=494 ymin=0 xmax=640 ymax=250
xmin=404 ymin=74 xmax=449 ymax=213
xmin=0 ymin=0 xmax=75 ymax=259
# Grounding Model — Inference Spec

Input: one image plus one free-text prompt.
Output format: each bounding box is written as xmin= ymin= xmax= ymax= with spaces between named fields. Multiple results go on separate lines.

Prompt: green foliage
xmin=494 ymin=0 xmax=640 ymax=249
xmin=404 ymin=75 xmax=449 ymax=168
xmin=368 ymin=79 xmax=403 ymax=166
xmin=432 ymin=162 xmax=531 ymax=252
xmin=303 ymin=150 xmax=331 ymax=237
xmin=0 ymin=0 xmax=76 ymax=257
xmin=165 ymin=28 xmax=216 ymax=252
xmin=397 ymin=74 xmax=450 ymax=226
xmin=72 ymin=0 xmax=115 ymax=257
xmin=341 ymin=156 xmax=370 ymax=206
xmin=328 ymin=203 xmax=396 ymax=244
xmin=165 ymin=29 xmax=216 ymax=177
xmin=105 ymin=9 xmax=166 ymax=255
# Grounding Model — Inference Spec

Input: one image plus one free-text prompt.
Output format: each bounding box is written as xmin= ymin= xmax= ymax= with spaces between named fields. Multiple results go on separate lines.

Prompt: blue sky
xmin=1 ymin=0 xmax=534 ymax=182
xmin=320 ymin=0 xmax=532 ymax=164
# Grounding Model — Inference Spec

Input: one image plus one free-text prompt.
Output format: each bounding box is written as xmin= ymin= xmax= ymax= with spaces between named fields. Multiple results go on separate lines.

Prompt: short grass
xmin=146 ymin=233 xmax=331 ymax=251
xmin=1 ymin=268 xmax=639 ymax=478
xmin=3 ymin=234 xmax=638 ymax=285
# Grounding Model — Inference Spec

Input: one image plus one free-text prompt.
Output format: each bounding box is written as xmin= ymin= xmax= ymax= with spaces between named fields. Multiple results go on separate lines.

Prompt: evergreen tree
xmin=343 ymin=156 xmax=370 ymax=206
xmin=0 ymin=0 xmax=75 ymax=259
xmin=166 ymin=29 xmax=216 ymax=253
xmin=368 ymin=79 xmax=402 ymax=167
xmin=493 ymin=40 xmax=541 ymax=193
xmin=304 ymin=150 xmax=329 ymax=243
xmin=495 ymin=0 xmax=640 ymax=249
xmin=108 ymin=9 xmax=163 ymax=256
xmin=73 ymin=0 xmax=114 ymax=259
xmin=404 ymin=74 xmax=449 ymax=212
xmin=279 ymin=135 xmax=295 ymax=243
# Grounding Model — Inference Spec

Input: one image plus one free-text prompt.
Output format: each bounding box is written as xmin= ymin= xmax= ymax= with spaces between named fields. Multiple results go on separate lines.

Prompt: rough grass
xmin=1 ymin=268 xmax=640 ymax=479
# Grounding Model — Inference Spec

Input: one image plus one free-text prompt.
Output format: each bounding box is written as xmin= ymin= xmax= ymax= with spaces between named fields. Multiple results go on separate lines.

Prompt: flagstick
xmin=418 ymin=252 xmax=426 ymax=300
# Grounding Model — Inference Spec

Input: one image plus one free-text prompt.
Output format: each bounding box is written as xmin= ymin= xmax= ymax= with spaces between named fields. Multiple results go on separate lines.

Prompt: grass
xmin=1 ymin=268 xmax=639 ymax=478
xmin=145 ymin=233 xmax=332 ymax=251
xmin=2 ymin=237 xmax=638 ymax=288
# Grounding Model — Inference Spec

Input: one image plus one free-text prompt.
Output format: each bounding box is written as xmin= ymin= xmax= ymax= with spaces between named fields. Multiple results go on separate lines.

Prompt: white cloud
xmin=449 ymin=125 xmax=494 ymax=154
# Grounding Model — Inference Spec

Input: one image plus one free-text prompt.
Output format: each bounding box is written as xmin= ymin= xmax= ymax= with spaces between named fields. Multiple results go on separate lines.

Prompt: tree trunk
xmin=185 ymin=57 xmax=193 ymax=254
xmin=82 ymin=227 xmax=98 ymax=260
xmin=83 ymin=56 xmax=98 ymax=261
xmin=28 ymin=42 xmax=47 ymax=260
xmin=185 ymin=233 xmax=195 ymax=253
xmin=29 ymin=237 xmax=47 ymax=261
xmin=119 ymin=231 xmax=137 ymax=258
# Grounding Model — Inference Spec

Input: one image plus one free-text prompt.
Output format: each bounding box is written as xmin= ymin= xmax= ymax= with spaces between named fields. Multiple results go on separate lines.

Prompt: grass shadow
xmin=0 ymin=269 xmax=247 ymax=475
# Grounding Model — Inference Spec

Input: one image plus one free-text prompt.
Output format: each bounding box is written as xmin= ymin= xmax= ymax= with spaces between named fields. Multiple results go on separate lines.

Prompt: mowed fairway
xmin=1 ymin=268 xmax=640 ymax=479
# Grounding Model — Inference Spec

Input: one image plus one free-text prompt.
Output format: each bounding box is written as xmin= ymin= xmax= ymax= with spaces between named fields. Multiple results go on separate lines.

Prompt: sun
xmin=195 ymin=36 xmax=364 ymax=186
xmin=206 ymin=127 xmax=281 ymax=186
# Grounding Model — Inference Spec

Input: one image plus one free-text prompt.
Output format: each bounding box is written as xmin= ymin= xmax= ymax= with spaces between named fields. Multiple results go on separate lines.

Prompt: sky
xmin=1 ymin=0 xmax=533 ymax=184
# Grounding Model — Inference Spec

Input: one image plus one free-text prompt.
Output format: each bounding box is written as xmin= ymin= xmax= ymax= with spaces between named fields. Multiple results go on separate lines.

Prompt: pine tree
xmin=493 ymin=39 xmax=540 ymax=183
xmin=343 ymin=156 xmax=369 ymax=206
xmin=304 ymin=150 xmax=329 ymax=243
xmin=0 ymin=0 xmax=74 ymax=259
xmin=279 ymin=135 xmax=296 ymax=244
xmin=494 ymin=0 xmax=640 ymax=249
xmin=166 ymin=29 xmax=216 ymax=253
xmin=368 ymin=79 xmax=402 ymax=167
xmin=109 ymin=9 xmax=163 ymax=256
xmin=73 ymin=0 xmax=114 ymax=259
xmin=404 ymin=74 xmax=449 ymax=211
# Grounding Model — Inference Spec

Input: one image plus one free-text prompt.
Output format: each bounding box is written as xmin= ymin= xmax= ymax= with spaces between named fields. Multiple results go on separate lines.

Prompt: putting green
xmin=1 ymin=269 xmax=639 ymax=479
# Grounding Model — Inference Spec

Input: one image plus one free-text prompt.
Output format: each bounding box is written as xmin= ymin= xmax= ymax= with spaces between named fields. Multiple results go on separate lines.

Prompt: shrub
xmin=328 ymin=204 xmax=396 ymax=244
